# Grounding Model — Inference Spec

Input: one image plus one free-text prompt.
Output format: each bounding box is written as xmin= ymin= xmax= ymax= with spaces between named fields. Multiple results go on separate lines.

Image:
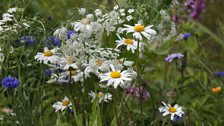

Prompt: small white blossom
xmin=7 ymin=8 xmax=16 ymax=13
xmin=53 ymin=27 xmax=67 ymax=40
xmin=86 ymin=14 xmax=94 ymax=20
xmin=95 ymin=9 xmax=103 ymax=17
xmin=128 ymin=9 xmax=134 ymax=14
xmin=114 ymin=5 xmax=119 ymax=10
xmin=126 ymin=15 xmax=133 ymax=21
xmin=79 ymin=8 xmax=86 ymax=15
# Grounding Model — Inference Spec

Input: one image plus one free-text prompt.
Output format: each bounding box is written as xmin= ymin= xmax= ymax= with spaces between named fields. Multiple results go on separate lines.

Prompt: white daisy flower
xmin=99 ymin=65 xmax=132 ymax=88
xmin=63 ymin=69 xmax=85 ymax=83
xmin=158 ymin=102 xmax=184 ymax=121
xmin=123 ymin=23 xmax=157 ymax=41
xmin=59 ymin=56 xmax=78 ymax=70
xmin=88 ymin=91 xmax=112 ymax=103
xmin=35 ymin=48 xmax=60 ymax=64
xmin=84 ymin=58 xmax=104 ymax=76
xmin=115 ymin=35 xmax=138 ymax=53
xmin=52 ymin=96 xmax=72 ymax=112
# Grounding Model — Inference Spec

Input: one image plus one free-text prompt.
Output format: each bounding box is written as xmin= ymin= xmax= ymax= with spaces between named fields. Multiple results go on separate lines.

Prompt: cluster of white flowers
xmin=0 ymin=8 xmax=17 ymax=36
xmin=151 ymin=10 xmax=177 ymax=44
xmin=34 ymin=6 xmax=157 ymax=110
xmin=0 ymin=7 xmax=31 ymax=39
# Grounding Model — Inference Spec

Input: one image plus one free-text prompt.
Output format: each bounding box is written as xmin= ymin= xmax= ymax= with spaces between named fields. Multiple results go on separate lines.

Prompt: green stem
xmin=136 ymin=40 xmax=143 ymax=117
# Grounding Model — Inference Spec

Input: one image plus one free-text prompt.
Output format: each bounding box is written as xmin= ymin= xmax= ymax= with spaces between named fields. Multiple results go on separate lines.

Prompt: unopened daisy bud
xmin=166 ymin=90 xmax=176 ymax=97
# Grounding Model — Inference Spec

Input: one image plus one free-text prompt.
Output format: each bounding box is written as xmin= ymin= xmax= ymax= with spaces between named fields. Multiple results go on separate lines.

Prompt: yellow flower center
xmin=62 ymin=100 xmax=70 ymax=106
xmin=125 ymin=39 xmax=134 ymax=45
xmin=134 ymin=25 xmax=145 ymax=32
xmin=66 ymin=57 xmax=75 ymax=64
xmin=97 ymin=92 xmax=104 ymax=97
xmin=168 ymin=107 xmax=177 ymax=113
xmin=69 ymin=70 xmax=76 ymax=76
xmin=211 ymin=86 xmax=222 ymax=93
xmin=95 ymin=59 xmax=103 ymax=66
xmin=81 ymin=18 xmax=91 ymax=24
xmin=116 ymin=60 xmax=123 ymax=64
xmin=44 ymin=50 xmax=54 ymax=57
xmin=110 ymin=71 xmax=121 ymax=78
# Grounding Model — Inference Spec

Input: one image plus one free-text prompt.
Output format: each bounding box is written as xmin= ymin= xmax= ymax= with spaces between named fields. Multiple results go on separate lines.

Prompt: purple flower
xmin=171 ymin=15 xmax=183 ymax=23
xmin=47 ymin=15 xmax=52 ymax=21
xmin=125 ymin=86 xmax=150 ymax=101
xmin=172 ymin=115 xmax=185 ymax=123
xmin=67 ymin=30 xmax=78 ymax=39
xmin=135 ymin=87 xmax=150 ymax=101
xmin=125 ymin=86 xmax=137 ymax=95
xmin=165 ymin=53 xmax=184 ymax=62
xmin=2 ymin=76 xmax=20 ymax=88
xmin=45 ymin=69 xmax=55 ymax=77
xmin=20 ymin=36 xmax=36 ymax=45
xmin=184 ymin=0 xmax=205 ymax=19
xmin=183 ymin=33 xmax=191 ymax=40
xmin=214 ymin=72 xmax=224 ymax=77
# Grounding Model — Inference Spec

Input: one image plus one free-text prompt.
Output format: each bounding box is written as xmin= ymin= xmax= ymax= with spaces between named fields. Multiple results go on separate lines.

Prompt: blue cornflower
xmin=52 ymin=37 xmax=61 ymax=46
xmin=67 ymin=30 xmax=78 ymax=39
xmin=172 ymin=115 xmax=184 ymax=123
xmin=214 ymin=72 xmax=224 ymax=77
xmin=20 ymin=36 xmax=36 ymax=45
xmin=183 ymin=33 xmax=191 ymax=40
xmin=165 ymin=53 xmax=184 ymax=62
xmin=45 ymin=69 xmax=55 ymax=77
xmin=46 ymin=36 xmax=61 ymax=47
xmin=2 ymin=76 xmax=20 ymax=88
xmin=176 ymin=33 xmax=191 ymax=41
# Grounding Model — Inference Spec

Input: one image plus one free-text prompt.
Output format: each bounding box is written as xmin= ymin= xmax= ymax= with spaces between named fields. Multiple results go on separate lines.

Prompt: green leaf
xmin=151 ymin=40 xmax=173 ymax=55
xmin=89 ymin=100 xmax=102 ymax=126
